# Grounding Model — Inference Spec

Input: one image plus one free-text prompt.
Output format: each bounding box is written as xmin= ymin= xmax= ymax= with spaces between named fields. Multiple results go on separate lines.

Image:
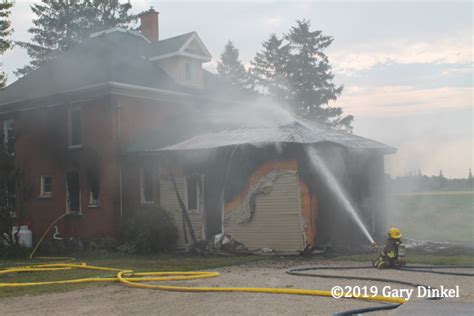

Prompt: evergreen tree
xmin=0 ymin=1 xmax=13 ymax=87
xmin=217 ymin=41 xmax=254 ymax=95
xmin=251 ymin=34 xmax=289 ymax=102
xmin=16 ymin=0 xmax=135 ymax=77
xmin=284 ymin=20 xmax=352 ymax=131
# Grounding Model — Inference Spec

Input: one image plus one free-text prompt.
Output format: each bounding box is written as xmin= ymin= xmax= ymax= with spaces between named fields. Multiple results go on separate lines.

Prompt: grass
xmin=0 ymin=252 xmax=264 ymax=299
xmin=334 ymin=250 xmax=474 ymax=266
xmin=387 ymin=191 xmax=474 ymax=242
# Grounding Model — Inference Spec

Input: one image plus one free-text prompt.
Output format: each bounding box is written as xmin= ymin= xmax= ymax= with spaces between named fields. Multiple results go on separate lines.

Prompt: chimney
xmin=139 ymin=7 xmax=159 ymax=42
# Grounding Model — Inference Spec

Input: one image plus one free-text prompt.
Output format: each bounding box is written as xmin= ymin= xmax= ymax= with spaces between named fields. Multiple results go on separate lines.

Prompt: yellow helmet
xmin=388 ymin=227 xmax=402 ymax=239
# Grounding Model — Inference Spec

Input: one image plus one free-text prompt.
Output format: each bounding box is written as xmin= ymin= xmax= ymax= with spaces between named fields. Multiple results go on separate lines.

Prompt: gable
xmin=184 ymin=39 xmax=205 ymax=55
xmin=148 ymin=32 xmax=211 ymax=62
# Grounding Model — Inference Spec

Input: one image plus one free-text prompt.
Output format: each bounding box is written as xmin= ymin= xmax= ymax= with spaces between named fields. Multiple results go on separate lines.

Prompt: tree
xmin=0 ymin=125 xmax=33 ymax=252
xmin=0 ymin=125 xmax=17 ymax=247
xmin=284 ymin=20 xmax=352 ymax=131
xmin=251 ymin=34 xmax=289 ymax=102
xmin=217 ymin=41 xmax=255 ymax=95
xmin=0 ymin=0 xmax=13 ymax=87
xmin=16 ymin=0 xmax=135 ymax=77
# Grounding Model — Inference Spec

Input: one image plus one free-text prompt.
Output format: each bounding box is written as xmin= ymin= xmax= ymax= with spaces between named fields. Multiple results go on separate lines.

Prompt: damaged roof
xmin=143 ymin=119 xmax=396 ymax=154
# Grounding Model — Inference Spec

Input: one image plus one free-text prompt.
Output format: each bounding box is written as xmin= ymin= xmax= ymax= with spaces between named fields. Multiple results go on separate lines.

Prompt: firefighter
xmin=373 ymin=227 xmax=406 ymax=269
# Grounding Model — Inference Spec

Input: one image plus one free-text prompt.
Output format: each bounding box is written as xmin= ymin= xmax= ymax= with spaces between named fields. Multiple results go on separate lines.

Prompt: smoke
xmin=305 ymin=146 xmax=375 ymax=245
xmin=206 ymin=97 xmax=295 ymax=129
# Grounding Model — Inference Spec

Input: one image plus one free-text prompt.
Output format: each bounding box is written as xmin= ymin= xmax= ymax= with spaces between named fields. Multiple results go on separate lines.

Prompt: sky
xmin=2 ymin=0 xmax=473 ymax=178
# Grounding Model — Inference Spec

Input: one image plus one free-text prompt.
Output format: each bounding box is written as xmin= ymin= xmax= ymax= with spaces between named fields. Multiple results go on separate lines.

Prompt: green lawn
xmin=387 ymin=191 xmax=474 ymax=242
xmin=0 ymin=253 xmax=264 ymax=299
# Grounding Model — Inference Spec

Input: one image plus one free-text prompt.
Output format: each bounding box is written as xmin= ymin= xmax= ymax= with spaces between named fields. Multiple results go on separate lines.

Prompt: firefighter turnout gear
xmin=373 ymin=228 xmax=406 ymax=269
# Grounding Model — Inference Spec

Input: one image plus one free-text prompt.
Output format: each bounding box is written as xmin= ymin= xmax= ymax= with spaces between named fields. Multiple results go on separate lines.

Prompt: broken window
xmin=141 ymin=168 xmax=154 ymax=204
xmin=69 ymin=108 xmax=81 ymax=147
xmin=89 ymin=182 xmax=100 ymax=207
xmin=184 ymin=62 xmax=192 ymax=81
xmin=40 ymin=176 xmax=52 ymax=197
xmin=3 ymin=119 xmax=14 ymax=155
xmin=186 ymin=174 xmax=203 ymax=212
xmin=66 ymin=172 xmax=80 ymax=213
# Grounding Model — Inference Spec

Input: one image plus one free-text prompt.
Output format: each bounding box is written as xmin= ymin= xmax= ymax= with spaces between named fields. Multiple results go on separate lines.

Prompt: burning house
xmin=129 ymin=118 xmax=396 ymax=251
xmin=0 ymin=8 xmax=395 ymax=252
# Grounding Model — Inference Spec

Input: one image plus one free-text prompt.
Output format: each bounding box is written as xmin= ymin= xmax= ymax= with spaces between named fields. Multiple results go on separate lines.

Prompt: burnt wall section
xmin=9 ymin=96 xmax=120 ymax=240
xmin=301 ymin=143 xmax=388 ymax=250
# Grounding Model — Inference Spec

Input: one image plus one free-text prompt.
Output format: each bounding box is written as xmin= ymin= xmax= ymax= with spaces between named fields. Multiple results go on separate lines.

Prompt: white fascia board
xmin=90 ymin=27 xmax=151 ymax=44
xmin=149 ymin=33 xmax=212 ymax=62
xmin=179 ymin=33 xmax=212 ymax=60
xmin=149 ymin=52 xmax=211 ymax=62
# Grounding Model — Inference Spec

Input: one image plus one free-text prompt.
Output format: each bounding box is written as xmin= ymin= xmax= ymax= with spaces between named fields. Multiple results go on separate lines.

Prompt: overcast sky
xmin=2 ymin=1 xmax=473 ymax=178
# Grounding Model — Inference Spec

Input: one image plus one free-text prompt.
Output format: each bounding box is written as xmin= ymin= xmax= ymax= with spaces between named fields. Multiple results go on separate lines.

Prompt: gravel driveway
xmin=1 ymin=259 xmax=473 ymax=315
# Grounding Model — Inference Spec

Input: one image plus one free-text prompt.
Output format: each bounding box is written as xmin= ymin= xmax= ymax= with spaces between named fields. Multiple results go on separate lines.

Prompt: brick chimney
xmin=139 ymin=7 xmax=159 ymax=42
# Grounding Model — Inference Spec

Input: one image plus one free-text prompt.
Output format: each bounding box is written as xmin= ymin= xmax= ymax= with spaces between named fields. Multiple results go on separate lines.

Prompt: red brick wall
xmin=6 ymin=97 xmax=120 ymax=240
xmin=1 ymin=94 xmax=186 ymax=242
xmin=116 ymin=95 xmax=182 ymax=216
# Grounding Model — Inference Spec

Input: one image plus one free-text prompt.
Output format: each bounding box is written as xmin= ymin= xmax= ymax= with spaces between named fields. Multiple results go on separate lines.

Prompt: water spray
xmin=305 ymin=146 xmax=376 ymax=245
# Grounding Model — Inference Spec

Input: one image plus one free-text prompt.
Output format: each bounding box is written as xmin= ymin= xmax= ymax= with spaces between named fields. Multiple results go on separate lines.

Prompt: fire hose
xmin=2 ymin=212 xmax=472 ymax=314
xmin=287 ymin=264 xmax=474 ymax=315
xmin=1 ymin=212 xmax=406 ymax=305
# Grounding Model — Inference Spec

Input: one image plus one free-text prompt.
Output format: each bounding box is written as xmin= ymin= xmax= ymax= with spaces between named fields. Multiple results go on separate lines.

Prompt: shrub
xmin=0 ymin=242 xmax=29 ymax=259
xmin=117 ymin=206 xmax=178 ymax=254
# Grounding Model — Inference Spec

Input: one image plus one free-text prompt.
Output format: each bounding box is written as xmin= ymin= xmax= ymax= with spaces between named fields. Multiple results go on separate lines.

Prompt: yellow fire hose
xmin=0 ymin=261 xmax=405 ymax=304
xmin=2 ymin=213 xmax=405 ymax=305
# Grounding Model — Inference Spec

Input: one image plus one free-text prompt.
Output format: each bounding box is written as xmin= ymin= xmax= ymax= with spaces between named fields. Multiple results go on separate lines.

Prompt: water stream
xmin=306 ymin=146 xmax=375 ymax=244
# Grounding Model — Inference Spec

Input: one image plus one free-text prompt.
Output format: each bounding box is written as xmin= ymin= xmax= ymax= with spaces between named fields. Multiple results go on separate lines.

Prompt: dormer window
xmin=185 ymin=63 xmax=192 ymax=81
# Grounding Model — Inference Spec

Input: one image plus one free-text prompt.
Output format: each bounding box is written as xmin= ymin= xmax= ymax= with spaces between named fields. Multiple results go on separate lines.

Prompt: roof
xmin=0 ymin=28 xmax=212 ymax=108
xmin=147 ymin=32 xmax=195 ymax=56
xmin=141 ymin=119 xmax=396 ymax=154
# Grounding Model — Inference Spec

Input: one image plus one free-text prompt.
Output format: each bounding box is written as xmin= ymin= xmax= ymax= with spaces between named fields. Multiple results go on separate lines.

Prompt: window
xmin=140 ymin=168 xmax=154 ymax=204
xmin=66 ymin=172 xmax=80 ymax=213
xmin=184 ymin=62 xmax=192 ymax=81
xmin=89 ymin=183 xmax=100 ymax=207
xmin=68 ymin=108 xmax=82 ymax=147
xmin=186 ymin=174 xmax=202 ymax=212
xmin=40 ymin=176 xmax=52 ymax=197
xmin=3 ymin=119 xmax=14 ymax=154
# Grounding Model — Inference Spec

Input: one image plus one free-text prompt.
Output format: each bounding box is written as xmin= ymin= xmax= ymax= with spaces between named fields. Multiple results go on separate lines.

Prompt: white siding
xmin=160 ymin=176 xmax=203 ymax=249
xmin=224 ymin=173 xmax=303 ymax=252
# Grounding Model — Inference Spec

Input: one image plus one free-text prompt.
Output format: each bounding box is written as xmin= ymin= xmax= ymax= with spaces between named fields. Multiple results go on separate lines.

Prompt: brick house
xmin=0 ymin=8 xmax=220 ymax=243
xmin=0 ymin=9 xmax=395 ymax=252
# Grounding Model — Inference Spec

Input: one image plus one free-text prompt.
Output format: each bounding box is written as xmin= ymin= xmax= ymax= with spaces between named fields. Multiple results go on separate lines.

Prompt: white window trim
xmin=40 ymin=175 xmax=52 ymax=198
xmin=68 ymin=107 xmax=82 ymax=149
xmin=140 ymin=168 xmax=154 ymax=204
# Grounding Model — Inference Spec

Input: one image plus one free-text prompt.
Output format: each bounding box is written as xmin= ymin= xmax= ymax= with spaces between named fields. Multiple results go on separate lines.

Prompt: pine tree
xmin=0 ymin=1 xmax=13 ymax=88
xmin=251 ymin=34 xmax=289 ymax=102
xmin=284 ymin=20 xmax=352 ymax=131
xmin=217 ymin=41 xmax=254 ymax=95
xmin=16 ymin=0 xmax=135 ymax=77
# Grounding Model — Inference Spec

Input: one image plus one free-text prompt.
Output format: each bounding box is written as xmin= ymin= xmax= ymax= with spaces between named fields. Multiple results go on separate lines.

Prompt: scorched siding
xmin=224 ymin=173 xmax=304 ymax=251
